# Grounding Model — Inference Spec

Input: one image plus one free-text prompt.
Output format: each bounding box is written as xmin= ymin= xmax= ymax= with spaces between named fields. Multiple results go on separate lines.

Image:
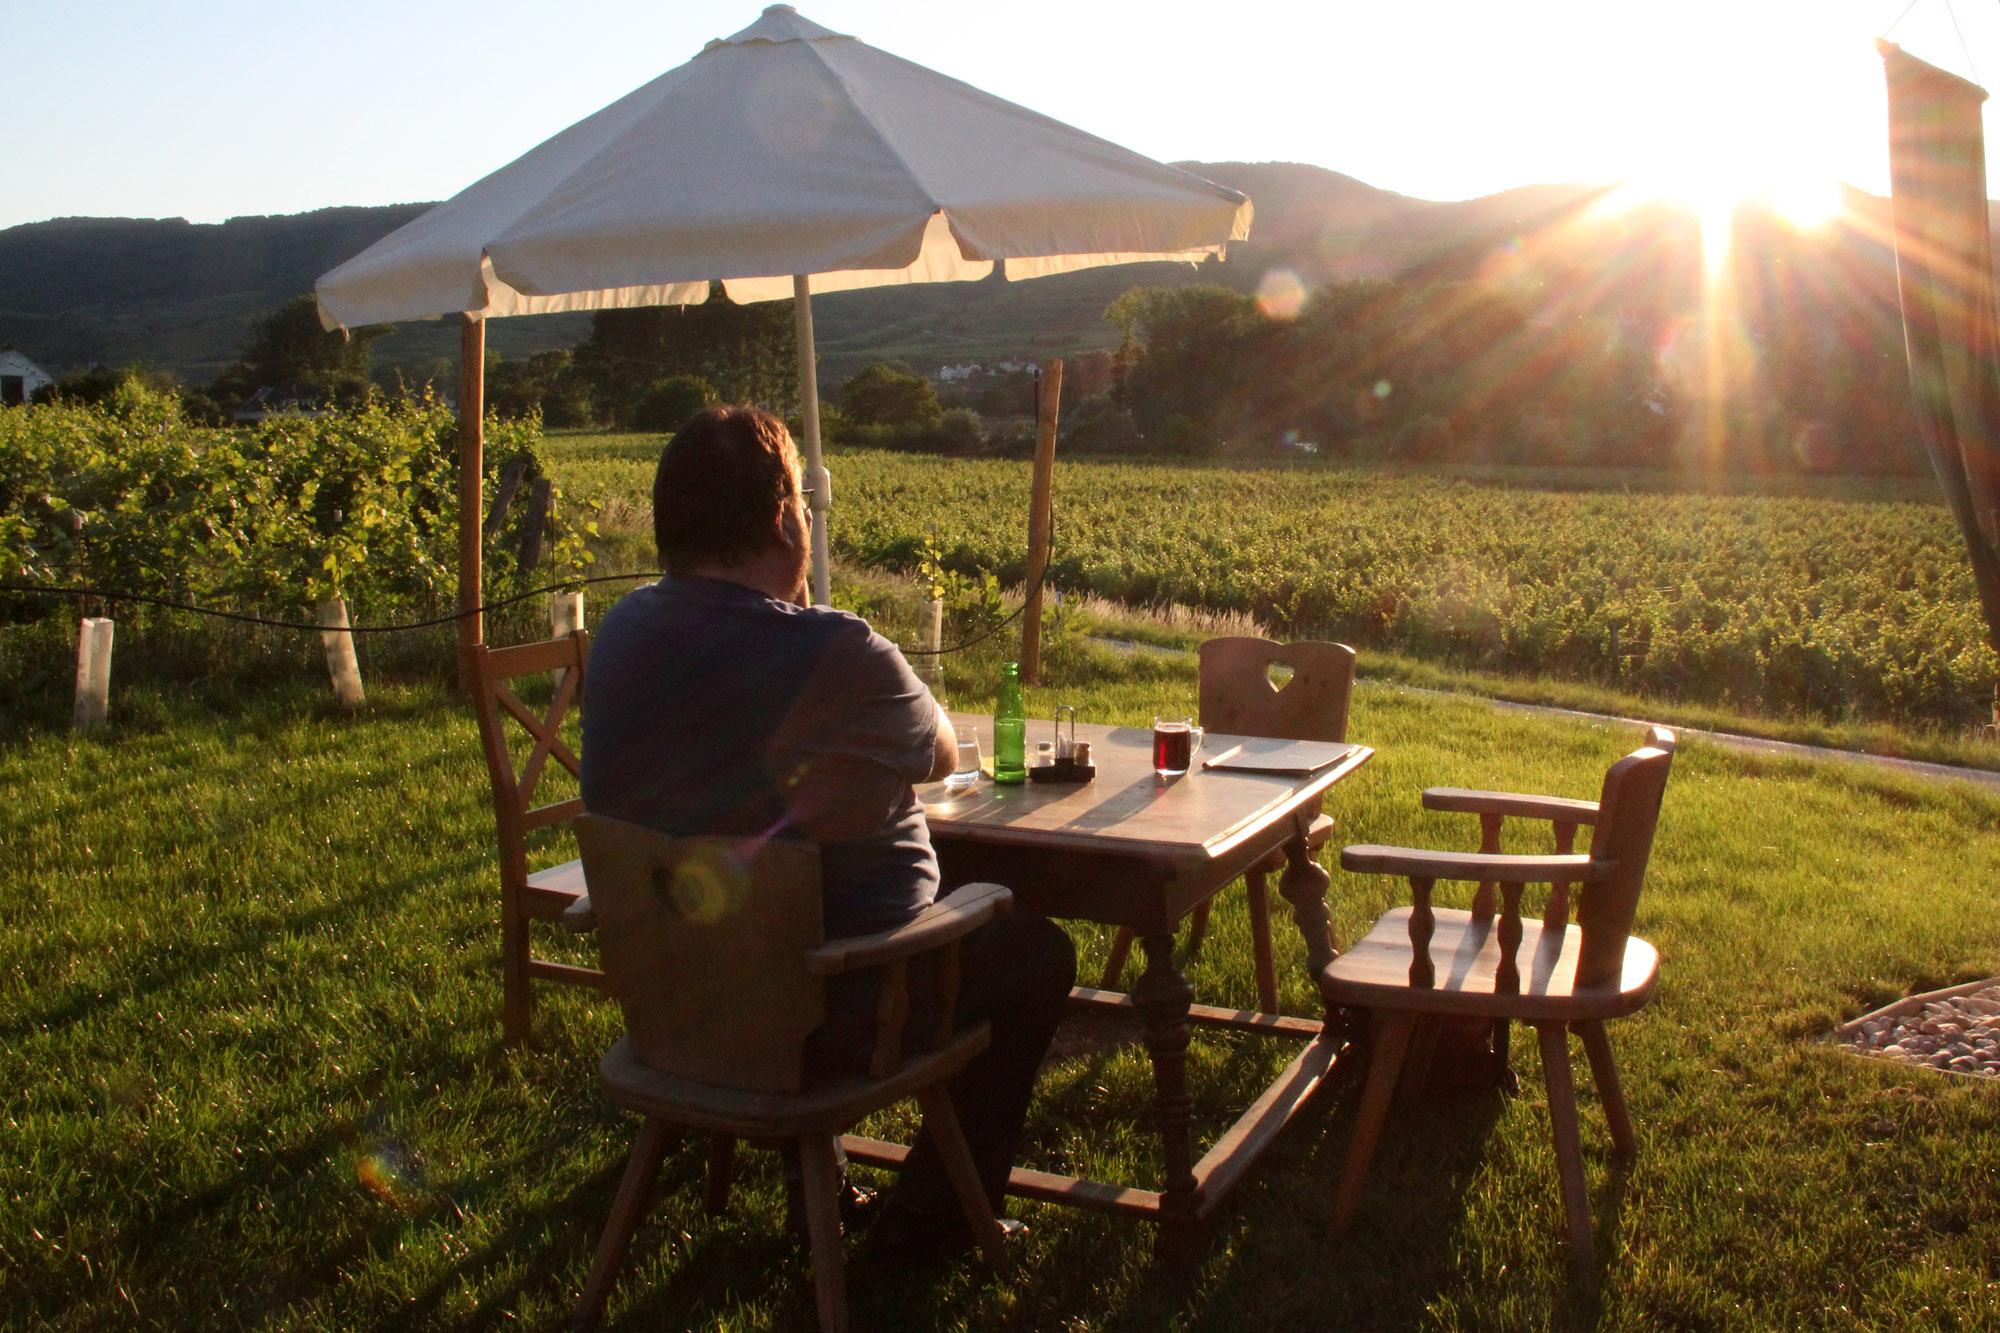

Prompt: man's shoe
xmin=840 ymin=1181 xmax=882 ymax=1229
xmin=868 ymin=1211 xmax=1025 ymax=1268
xmin=785 ymin=1179 xmax=880 ymax=1243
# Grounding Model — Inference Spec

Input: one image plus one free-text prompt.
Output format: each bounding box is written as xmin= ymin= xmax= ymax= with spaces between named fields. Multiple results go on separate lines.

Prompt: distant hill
xmin=0 ymin=205 xmax=593 ymax=381
xmin=1175 ymin=161 xmax=1427 ymax=255
xmin=0 ymin=208 xmax=430 ymax=375
xmin=0 ymin=163 xmax=1439 ymax=382
xmin=0 ymin=162 xmax=1974 ymax=389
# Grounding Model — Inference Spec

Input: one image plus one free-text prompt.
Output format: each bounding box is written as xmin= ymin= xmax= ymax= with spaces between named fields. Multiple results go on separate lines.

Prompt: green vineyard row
xmin=551 ymin=441 xmax=1996 ymax=728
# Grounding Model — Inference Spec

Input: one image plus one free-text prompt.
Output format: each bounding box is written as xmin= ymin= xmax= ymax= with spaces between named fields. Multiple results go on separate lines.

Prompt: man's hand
xmin=926 ymin=702 xmax=957 ymax=783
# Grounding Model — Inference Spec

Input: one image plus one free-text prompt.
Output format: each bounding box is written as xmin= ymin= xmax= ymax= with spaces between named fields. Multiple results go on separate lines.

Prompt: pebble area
xmin=1841 ymin=983 xmax=2000 ymax=1078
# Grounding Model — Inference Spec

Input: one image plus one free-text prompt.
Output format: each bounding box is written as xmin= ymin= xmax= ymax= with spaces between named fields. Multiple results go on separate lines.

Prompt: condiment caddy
xmin=1029 ymin=704 xmax=1095 ymax=783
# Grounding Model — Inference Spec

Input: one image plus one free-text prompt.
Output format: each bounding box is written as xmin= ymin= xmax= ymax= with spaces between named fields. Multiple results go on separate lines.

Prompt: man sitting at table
xmin=581 ymin=404 xmax=1075 ymax=1260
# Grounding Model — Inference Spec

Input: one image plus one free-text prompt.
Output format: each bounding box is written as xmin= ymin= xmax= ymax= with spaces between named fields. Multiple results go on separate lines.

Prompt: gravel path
xmin=1836 ymin=981 xmax=2000 ymax=1079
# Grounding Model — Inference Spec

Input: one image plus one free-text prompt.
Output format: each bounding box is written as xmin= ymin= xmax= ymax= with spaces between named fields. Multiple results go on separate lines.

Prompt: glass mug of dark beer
xmin=1152 ymin=717 xmax=1204 ymax=777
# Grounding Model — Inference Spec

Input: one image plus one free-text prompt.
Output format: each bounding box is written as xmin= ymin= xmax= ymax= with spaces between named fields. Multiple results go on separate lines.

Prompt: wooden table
xmin=841 ymin=714 xmax=1374 ymax=1259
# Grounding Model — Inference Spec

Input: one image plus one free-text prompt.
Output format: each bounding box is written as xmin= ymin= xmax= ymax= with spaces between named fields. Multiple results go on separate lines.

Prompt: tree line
xmin=22 ymin=238 xmax=1927 ymax=478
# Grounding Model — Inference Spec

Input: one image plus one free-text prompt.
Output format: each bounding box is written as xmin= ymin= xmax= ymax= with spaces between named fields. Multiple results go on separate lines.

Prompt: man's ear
xmin=772 ymin=495 xmax=804 ymax=550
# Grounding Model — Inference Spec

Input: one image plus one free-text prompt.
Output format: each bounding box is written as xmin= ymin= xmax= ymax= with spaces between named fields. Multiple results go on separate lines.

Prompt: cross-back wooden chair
xmin=1321 ymin=727 xmax=1676 ymax=1263
xmin=468 ymin=631 xmax=602 ymax=1045
xmin=572 ymin=816 xmax=1012 ymax=1332
xmin=1101 ymin=637 xmax=1358 ymax=1012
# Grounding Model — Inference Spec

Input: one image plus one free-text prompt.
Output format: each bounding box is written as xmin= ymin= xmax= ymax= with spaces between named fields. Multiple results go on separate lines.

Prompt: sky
xmin=4 ymin=0 xmax=1999 ymax=231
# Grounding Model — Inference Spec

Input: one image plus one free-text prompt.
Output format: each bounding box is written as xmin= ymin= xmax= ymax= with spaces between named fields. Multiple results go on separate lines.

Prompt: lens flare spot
xmin=669 ymin=847 xmax=752 ymax=924
xmin=1255 ymin=268 xmax=1307 ymax=321
xmin=1373 ymin=380 xmax=1393 ymax=399
xmin=353 ymin=1139 xmax=426 ymax=1209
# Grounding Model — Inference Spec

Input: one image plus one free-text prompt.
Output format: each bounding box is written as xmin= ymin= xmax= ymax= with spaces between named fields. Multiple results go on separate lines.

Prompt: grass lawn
xmin=6 ymin=581 xmax=2000 ymax=1330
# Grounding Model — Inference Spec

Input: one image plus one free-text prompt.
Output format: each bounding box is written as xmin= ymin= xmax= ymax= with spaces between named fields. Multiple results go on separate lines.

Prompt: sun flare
xmin=1596 ymin=145 xmax=1847 ymax=279
xmin=1592 ymin=82 xmax=1851 ymax=276
xmin=1626 ymin=167 xmax=1843 ymax=229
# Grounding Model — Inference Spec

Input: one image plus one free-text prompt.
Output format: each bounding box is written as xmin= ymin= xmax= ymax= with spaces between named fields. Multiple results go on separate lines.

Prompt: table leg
xmin=1278 ymin=813 xmax=1337 ymax=980
xmin=1134 ymin=929 xmax=1202 ymax=1261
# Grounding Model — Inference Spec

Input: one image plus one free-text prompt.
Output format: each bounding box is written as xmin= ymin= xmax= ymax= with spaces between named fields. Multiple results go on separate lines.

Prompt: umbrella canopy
xmin=316 ymin=4 xmax=1250 ymax=608
xmin=317 ymin=5 xmax=1249 ymax=326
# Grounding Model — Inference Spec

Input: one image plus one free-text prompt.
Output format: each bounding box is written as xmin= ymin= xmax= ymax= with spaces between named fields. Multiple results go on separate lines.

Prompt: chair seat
xmin=600 ymin=1027 xmax=992 ymax=1138
xmin=560 ymin=892 xmax=596 ymax=933
xmin=1321 ymin=907 xmax=1657 ymax=1022
xmin=526 ymin=858 xmax=588 ymax=919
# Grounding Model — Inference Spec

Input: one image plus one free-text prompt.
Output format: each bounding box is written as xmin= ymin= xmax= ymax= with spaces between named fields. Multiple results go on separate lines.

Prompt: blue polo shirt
xmin=580 ymin=576 xmax=941 ymax=939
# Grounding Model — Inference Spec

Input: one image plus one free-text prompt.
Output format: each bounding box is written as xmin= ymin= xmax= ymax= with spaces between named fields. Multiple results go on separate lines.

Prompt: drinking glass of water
xmin=946 ymin=733 xmax=983 ymax=790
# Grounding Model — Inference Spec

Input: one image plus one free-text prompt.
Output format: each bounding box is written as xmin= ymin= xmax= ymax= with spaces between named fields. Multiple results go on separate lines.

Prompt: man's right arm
xmin=776 ymin=619 xmax=952 ymax=834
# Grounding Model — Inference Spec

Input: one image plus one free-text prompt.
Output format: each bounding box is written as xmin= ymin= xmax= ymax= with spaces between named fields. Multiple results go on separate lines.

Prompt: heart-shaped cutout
xmin=1264 ymin=659 xmax=1296 ymax=691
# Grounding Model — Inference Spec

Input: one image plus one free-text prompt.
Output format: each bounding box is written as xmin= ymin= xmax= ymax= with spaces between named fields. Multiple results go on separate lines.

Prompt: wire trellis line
xmin=0 ymin=573 xmax=658 ymax=634
xmin=0 ymin=568 xmax=1048 ymax=656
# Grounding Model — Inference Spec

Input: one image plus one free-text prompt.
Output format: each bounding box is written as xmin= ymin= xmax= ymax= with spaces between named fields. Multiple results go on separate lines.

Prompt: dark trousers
xmin=805 ymin=907 xmax=1076 ymax=1234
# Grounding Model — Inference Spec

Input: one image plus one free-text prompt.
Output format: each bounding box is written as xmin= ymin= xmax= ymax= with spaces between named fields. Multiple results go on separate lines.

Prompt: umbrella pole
xmin=457 ymin=314 xmax=486 ymax=684
xmin=794 ymin=273 xmax=831 ymax=606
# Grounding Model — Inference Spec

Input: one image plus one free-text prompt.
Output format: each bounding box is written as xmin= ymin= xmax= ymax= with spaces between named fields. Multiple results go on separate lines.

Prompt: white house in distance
xmin=0 ymin=349 xmax=53 ymax=406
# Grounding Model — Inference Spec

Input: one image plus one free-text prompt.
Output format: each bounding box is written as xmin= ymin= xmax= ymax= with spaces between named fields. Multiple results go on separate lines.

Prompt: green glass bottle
xmin=994 ymin=661 xmax=1027 ymax=784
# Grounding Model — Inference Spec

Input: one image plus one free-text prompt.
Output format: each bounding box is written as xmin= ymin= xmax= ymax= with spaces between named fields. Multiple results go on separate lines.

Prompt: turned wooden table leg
xmin=1135 ymin=929 xmax=1202 ymax=1261
xmin=1277 ymin=816 xmax=1337 ymax=1018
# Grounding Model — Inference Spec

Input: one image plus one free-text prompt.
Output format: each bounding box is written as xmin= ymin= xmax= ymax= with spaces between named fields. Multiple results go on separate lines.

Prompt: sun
xmin=1573 ymin=21 xmax=1863 ymax=262
xmin=1596 ymin=134 xmax=1847 ymax=278
xmin=1630 ymin=161 xmax=1843 ymax=228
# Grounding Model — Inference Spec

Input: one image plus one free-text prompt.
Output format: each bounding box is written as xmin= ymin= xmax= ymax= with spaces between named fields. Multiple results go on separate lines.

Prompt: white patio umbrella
xmin=316 ymin=4 xmax=1250 ymax=644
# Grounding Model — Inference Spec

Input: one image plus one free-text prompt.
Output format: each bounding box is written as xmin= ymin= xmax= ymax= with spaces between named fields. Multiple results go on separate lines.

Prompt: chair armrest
xmin=1340 ymin=845 xmax=1611 ymax=884
xmin=805 ymin=883 xmax=1013 ymax=976
xmin=1421 ymin=787 xmax=1599 ymax=824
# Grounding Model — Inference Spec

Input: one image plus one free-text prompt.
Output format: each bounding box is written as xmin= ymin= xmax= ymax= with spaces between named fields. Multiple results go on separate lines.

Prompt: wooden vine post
xmin=457 ymin=314 xmax=486 ymax=690
xmin=316 ymin=598 xmax=365 ymax=709
xmin=916 ymin=591 xmax=943 ymax=690
xmin=72 ymin=616 xmax=114 ymax=731
xmin=1019 ymin=357 xmax=1063 ymax=685
xmin=550 ymin=588 xmax=585 ymax=693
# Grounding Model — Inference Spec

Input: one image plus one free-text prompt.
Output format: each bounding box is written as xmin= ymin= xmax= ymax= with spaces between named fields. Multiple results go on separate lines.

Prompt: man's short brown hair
xmin=652 ymin=406 xmax=801 ymax=575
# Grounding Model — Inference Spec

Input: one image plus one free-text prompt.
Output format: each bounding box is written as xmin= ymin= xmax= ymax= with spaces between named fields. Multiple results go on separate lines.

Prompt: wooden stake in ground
xmin=550 ymin=589 xmax=585 ymax=693
xmin=1020 ymin=358 xmax=1063 ymax=685
xmin=72 ymin=616 xmax=114 ymax=731
xmin=550 ymin=589 xmax=585 ymax=639
xmin=920 ymin=593 xmax=944 ymax=690
xmin=316 ymin=598 xmax=365 ymax=709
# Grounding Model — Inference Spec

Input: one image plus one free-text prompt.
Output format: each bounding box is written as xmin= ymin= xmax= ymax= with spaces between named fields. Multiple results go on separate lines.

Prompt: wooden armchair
xmin=572 ymin=815 xmax=1012 ymax=1332
xmin=468 ymin=632 xmax=602 ymax=1045
xmin=1102 ymin=637 xmax=1358 ymax=1012
xmin=1321 ymin=728 xmax=1676 ymax=1262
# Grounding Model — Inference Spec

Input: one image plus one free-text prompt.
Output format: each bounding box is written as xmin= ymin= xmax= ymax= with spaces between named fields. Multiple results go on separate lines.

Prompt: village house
xmin=0 ymin=348 xmax=53 ymax=406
